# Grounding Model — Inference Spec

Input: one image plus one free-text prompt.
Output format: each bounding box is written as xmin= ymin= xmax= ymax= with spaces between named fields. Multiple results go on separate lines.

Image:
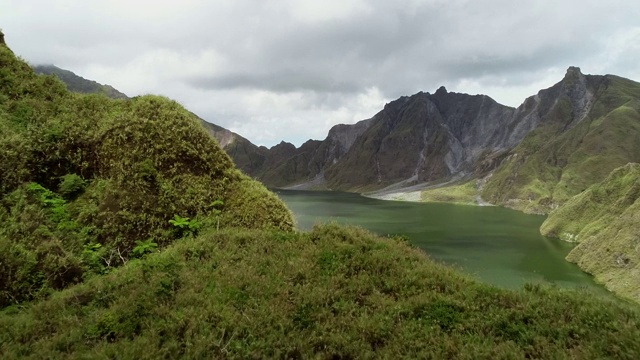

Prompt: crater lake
xmin=276 ymin=189 xmax=606 ymax=293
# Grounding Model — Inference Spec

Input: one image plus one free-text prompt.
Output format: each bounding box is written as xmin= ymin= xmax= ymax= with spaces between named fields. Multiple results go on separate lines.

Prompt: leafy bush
xmin=168 ymin=215 xmax=201 ymax=238
xmin=58 ymin=173 xmax=86 ymax=199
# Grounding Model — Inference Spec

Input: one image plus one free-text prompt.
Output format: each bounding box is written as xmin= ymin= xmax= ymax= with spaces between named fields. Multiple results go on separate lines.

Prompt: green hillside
xmin=483 ymin=74 xmax=640 ymax=214
xmin=2 ymin=224 xmax=640 ymax=359
xmin=541 ymin=163 xmax=640 ymax=302
xmin=0 ymin=35 xmax=293 ymax=307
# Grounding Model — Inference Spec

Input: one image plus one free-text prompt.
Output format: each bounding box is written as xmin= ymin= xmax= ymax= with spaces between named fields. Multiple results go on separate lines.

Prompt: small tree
xmin=168 ymin=214 xmax=202 ymax=237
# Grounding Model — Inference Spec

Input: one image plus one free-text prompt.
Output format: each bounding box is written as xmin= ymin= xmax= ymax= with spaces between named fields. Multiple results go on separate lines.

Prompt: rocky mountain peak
xmin=565 ymin=66 xmax=583 ymax=77
xmin=435 ymin=86 xmax=448 ymax=96
xmin=562 ymin=66 xmax=586 ymax=86
xmin=559 ymin=66 xmax=594 ymax=126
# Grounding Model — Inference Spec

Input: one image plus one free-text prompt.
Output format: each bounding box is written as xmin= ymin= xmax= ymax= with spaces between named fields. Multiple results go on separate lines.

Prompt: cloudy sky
xmin=2 ymin=0 xmax=639 ymax=147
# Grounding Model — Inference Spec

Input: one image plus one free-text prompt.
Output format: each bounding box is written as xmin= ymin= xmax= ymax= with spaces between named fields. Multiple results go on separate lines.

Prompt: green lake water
xmin=276 ymin=189 xmax=606 ymax=292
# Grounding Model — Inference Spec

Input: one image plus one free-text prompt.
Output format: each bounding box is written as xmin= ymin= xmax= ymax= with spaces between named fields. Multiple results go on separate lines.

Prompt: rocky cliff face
xmin=324 ymin=90 xmax=516 ymax=190
xmin=230 ymin=119 xmax=373 ymax=189
xmin=199 ymin=120 xmax=267 ymax=176
xmin=482 ymin=67 xmax=640 ymax=213
xmin=245 ymin=67 xmax=620 ymax=194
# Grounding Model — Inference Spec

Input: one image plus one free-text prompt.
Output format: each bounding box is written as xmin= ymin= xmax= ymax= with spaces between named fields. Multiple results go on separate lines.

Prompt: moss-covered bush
xmin=0 ymin=39 xmax=293 ymax=307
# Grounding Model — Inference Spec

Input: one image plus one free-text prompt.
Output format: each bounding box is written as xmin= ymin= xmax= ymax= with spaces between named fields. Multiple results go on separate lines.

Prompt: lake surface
xmin=276 ymin=189 xmax=605 ymax=292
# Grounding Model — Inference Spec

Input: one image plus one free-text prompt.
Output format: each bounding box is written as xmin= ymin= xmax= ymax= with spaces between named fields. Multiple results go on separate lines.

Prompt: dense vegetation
xmin=2 ymin=32 xmax=640 ymax=358
xmin=2 ymin=224 xmax=640 ymax=359
xmin=0 ymin=39 xmax=293 ymax=307
xmin=541 ymin=163 xmax=640 ymax=302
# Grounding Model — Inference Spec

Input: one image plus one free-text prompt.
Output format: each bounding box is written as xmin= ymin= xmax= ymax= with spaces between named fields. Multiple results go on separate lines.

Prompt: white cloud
xmin=1 ymin=0 xmax=639 ymax=146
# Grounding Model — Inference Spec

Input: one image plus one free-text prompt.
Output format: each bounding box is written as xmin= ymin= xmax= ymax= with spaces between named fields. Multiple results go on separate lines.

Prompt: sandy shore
xmin=365 ymin=190 xmax=422 ymax=202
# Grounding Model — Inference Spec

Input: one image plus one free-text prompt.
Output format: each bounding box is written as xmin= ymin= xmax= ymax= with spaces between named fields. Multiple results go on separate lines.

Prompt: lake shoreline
xmin=277 ymin=189 xmax=606 ymax=294
xmin=364 ymin=188 xmax=494 ymax=207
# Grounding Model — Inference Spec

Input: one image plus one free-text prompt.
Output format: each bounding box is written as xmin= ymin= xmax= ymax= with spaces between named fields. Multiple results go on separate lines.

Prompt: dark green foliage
xmin=0 ymin=184 xmax=87 ymax=306
xmin=131 ymin=240 xmax=158 ymax=258
xmin=1 ymin=224 xmax=639 ymax=358
xmin=168 ymin=214 xmax=201 ymax=238
xmin=0 ymin=40 xmax=294 ymax=307
xmin=57 ymin=174 xmax=86 ymax=200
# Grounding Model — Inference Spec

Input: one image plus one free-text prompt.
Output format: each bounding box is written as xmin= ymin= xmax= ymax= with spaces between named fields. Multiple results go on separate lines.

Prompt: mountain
xmin=482 ymin=67 xmax=640 ymax=213
xmin=197 ymin=117 xmax=269 ymax=175
xmin=325 ymin=88 xmax=524 ymax=191
xmin=33 ymin=64 xmax=129 ymax=99
xmin=30 ymin=58 xmax=640 ymax=215
xmin=243 ymin=67 xmax=640 ymax=215
xmin=540 ymin=163 xmax=640 ymax=302
xmin=231 ymin=87 xmax=529 ymax=192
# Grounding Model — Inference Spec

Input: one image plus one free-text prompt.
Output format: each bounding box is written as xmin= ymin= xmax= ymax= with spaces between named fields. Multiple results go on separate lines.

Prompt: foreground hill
xmin=541 ymin=163 xmax=640 ymax=302
xmin=2 ymin=224 xmax=640 ymax=359
xmin=0 ymin=32 xmax=293 ymax=307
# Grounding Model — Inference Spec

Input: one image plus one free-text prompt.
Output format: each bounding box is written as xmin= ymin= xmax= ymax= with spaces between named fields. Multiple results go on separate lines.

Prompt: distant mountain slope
xmin=33 ymin=64 xmax=128 ymax=99
xmin=324 ymin=88 xmax=521 ymax=191
xmin=198 ymin=119 xmax=268 ymax=175
xmin=482 ymin=67 xmax=640 ymax=213
xmin=540 ymin=163 xmax=640 ymax=302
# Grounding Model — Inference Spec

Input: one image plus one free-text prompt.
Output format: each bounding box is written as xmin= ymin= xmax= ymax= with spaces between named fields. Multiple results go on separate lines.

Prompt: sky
xmin=2 ymin=0 xmax=640 ymax=147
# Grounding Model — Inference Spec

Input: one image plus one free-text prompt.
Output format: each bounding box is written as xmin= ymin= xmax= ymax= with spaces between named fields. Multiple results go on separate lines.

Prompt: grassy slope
xmin=482 ymin=76 xmax=640 ymax=214
xmin=2 ymin=224 xmax=640 ymax=359
xmin=541 ymin=163 xmax=640 ymax=302
xmin=420 ymin=181 xmax=480 ymax=205
xmin=0 ymin=39 xmax=293 ymax=307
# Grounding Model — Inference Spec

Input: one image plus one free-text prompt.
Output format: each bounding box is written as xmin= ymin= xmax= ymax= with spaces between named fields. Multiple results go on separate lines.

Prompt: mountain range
xmin=215 ymin=66 xmax=640 ymax=216
xmin=33 ymin=65 xmax=128 ymax=99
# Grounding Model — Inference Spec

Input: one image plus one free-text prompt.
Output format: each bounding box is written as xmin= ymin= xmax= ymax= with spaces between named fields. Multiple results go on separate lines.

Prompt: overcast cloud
xmin=2 ymin=0 xmax=640 ymax=146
